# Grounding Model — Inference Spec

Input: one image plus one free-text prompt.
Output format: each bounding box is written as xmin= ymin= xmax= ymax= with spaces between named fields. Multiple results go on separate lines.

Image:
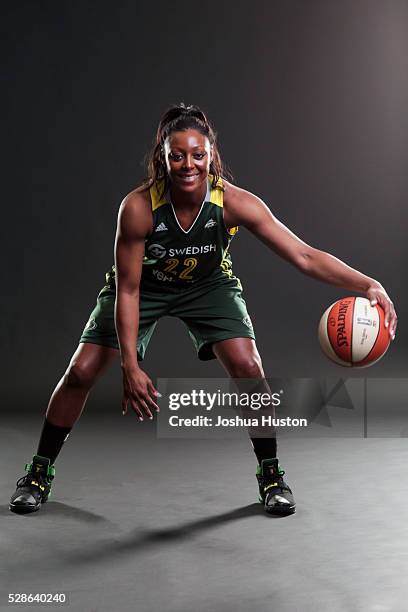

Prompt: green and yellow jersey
xmin=106 ymin=175 xmax=241 ymax=290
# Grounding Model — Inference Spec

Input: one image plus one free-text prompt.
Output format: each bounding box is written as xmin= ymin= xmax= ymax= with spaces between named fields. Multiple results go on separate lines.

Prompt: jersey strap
xmin=207 ymin=176 xmax=238 ymax=236
xmin=149 ymin=180 xmax=168 ymax=211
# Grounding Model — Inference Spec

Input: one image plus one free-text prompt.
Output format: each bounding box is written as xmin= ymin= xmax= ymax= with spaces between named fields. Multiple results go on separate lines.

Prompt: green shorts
xmin=79 ymin=279 xmax=255 ymax=361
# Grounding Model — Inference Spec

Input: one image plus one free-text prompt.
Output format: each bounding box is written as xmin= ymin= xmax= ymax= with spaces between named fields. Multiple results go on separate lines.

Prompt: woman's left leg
xmin=213 ymin=337 xmax=296 ymax=514
xmin=212 ymin=337 xmax=277 ymax=462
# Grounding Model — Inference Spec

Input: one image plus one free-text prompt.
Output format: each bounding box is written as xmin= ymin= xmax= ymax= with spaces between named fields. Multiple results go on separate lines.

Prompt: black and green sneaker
xmin=256 ymin=458 xmax=295 ymax=515
xmin=9 ymin=455 xmax=55 ymax=515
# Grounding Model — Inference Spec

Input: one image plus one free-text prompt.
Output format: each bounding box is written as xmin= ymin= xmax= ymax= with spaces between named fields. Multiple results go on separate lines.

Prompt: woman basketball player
xmin=9 ymin=104 xmax=397 ymax=516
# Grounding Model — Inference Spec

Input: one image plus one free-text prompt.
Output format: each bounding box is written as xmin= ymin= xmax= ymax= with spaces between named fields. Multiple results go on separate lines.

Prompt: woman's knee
xmin=63 ymin=343 xmax=118 ymax=390
xmin=228 ymin=354 xmax=264 ymax=378
xmin=64 ymin=362 xmax=98 ymax=390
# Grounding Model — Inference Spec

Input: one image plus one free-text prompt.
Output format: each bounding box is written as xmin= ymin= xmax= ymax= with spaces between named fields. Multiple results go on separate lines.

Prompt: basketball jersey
xmin=105 ymin=175 xmax=240 ymax=290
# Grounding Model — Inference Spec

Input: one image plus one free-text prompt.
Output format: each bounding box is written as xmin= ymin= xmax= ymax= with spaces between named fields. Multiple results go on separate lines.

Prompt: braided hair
xmin=140 ymin=103 xmax=232 ymax=198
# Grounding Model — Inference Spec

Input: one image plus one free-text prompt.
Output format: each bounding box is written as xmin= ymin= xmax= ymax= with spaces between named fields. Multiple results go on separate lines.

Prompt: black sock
xmin=36 ymin=419 xmax=72 ymax=465
xmin=251 ymin=436 xmax=277 ymax=464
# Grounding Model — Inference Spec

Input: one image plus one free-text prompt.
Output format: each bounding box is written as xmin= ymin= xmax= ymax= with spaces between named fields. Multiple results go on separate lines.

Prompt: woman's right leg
xmin=10 ymin=342 xmax=119 ymax=514
xmin=46 ymin=342 xmax=119 ymax=428
xmin=34 ymin=342 xmax=119 ymax=464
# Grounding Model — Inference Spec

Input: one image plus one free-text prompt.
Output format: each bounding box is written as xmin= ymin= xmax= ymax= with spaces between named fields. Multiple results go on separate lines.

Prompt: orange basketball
xmin=318 ymin=297 xmax=390 ymax=367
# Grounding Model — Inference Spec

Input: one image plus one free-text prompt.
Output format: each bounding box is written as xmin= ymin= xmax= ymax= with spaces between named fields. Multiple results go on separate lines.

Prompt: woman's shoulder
xmin=222 ymin=178 xmax=251 ymax=207
xmin=121 ymin=184 xmax=152 ymax=208
xmin=130 ymin=181 xmax=152 ymax=198
xmin=117 ymin=186 xmax=154 ymax=236
xmin=118 ymin=185 xmax=153 ymax=227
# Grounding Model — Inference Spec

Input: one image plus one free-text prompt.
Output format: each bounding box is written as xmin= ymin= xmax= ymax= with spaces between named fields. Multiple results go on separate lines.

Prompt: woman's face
xmin=163 ymin=129 xmax=212 ymax=193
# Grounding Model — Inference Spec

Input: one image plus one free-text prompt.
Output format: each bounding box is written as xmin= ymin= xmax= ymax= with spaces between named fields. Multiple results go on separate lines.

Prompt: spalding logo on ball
xmin=318 ymin=297 xmax=390 ymax=367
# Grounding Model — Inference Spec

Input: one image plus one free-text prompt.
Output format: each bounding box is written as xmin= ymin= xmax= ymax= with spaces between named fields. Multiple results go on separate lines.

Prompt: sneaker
xmin=9 ymin=455 xmax=55 ymax=515
xmin=256 ymin=458 xmax=295 ymax=515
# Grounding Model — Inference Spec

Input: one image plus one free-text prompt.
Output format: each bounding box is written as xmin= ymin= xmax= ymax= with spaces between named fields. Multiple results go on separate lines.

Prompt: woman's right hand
xmin=121 ymin=365 xmax=160 ymax=420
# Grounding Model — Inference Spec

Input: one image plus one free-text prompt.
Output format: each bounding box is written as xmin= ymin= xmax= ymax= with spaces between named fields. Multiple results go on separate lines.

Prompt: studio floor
xmin=1 ymin=413 xmax=407 ymax=612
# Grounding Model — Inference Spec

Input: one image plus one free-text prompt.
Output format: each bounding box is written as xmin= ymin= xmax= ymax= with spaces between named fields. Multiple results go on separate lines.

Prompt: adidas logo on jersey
xmin=155 ymin=222 xmax=168 ymax=232
xmin=205 ymin=219 xmax=217 ymax=229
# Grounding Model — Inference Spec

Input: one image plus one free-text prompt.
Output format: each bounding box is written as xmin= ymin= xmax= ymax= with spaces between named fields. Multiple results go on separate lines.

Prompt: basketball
xmin=318 ymin=297 xmax=390 ymax=367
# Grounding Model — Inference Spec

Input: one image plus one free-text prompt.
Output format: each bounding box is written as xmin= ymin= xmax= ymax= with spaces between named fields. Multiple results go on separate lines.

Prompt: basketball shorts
xmin=79 ymin=279 xmax=255 ymax=361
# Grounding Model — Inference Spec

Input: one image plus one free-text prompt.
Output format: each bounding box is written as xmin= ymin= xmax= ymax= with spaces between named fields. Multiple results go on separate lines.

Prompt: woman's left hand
xmin=366 ymin=285 xmax=397 ymax=340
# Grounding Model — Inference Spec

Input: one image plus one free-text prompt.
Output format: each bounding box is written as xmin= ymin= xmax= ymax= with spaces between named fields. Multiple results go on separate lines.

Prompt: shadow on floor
xmin=2 ymin=501 xmax=292 ymax=580
xmin=64 ymin=502 xmax=287 ymax=567
xmin=1 ymin=501 xmax=113 ymax=525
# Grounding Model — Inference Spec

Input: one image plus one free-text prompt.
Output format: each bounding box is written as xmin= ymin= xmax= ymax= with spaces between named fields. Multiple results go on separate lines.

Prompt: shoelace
xmin=261 ymin=470 xmax=291 ymax=494
xmin=16 ymin=471 xmax=48 ymax=492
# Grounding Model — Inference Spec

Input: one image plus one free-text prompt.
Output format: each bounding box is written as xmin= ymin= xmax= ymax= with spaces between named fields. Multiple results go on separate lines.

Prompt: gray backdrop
xmin=3 ymin=0 xmax=407 ymax=413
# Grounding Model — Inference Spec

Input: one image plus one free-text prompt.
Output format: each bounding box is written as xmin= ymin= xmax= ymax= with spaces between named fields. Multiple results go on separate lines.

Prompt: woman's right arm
xmin=114 ymin=191 xmax=159 ymax=420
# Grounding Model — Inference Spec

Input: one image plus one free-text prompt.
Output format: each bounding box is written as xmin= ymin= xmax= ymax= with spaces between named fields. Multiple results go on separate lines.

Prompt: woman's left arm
xmin=223 ymin=183 xmax=397 ymax=339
